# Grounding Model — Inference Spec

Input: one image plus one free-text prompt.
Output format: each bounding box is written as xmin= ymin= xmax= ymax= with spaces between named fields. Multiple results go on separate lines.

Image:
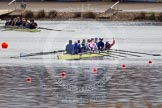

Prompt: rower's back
xmin=66 ymin=40 xmax=74 ymax=54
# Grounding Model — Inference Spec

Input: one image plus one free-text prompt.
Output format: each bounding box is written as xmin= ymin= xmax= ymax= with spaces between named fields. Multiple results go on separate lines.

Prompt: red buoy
xmin=148 ymin=60 xmax=152 ymax=64
xmin=1 ymin=42 xmax=8 ymax=49
xmin=93 ymin=67 xmax=97 ymax=73
xmin=61 ymin=72 xmax=66 ymax=79
xmin=122 ymin=64 xmax=126 ymax=69
xmin=26 ymin=77 xmax=32 ymax=83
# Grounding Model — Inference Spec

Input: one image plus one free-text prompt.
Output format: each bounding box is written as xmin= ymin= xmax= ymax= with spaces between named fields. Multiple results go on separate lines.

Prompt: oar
xmin=108 ymin=50 xmax=142 ymax=57
xmin=11 ymin=50 xmax=65 ymax=58
xmin=81 ymin=51 xmax=119 ymax=59
xmin=38 ymin=27 xmax=75 ymax=32
xmin=100 ymin=51 xmax=127 ymax=58
xmin=111 ymin=49 xmax=161 ymax=56
xmin=98 ymin=53 xmax=118 ymax=58
xmin=110 ymin=53 xmax=127 ymax=58
xmin=78 ymin=51 xmax=119 ymax=59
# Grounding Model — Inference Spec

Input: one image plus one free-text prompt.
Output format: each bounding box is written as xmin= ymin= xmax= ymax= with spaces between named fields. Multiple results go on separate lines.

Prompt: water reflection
xmin=0 ymin=63 xmax=162 ymax=108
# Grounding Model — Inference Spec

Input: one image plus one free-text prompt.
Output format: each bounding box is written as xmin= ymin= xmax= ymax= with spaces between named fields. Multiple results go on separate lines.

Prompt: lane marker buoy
xmin=93 ymin=67 xmax=97 ymax=73
xmin=148 ymin=60 xmax=152 ymax=64
xmin=61 ymin=72 xmax=66 ymax=79
xmin=1 ymin=42 xmax=8 ymax=49
xmin=122 ymin=64 xmax=126 ymax=69
xmin=26 ymin=77 xmax=32 ymax=83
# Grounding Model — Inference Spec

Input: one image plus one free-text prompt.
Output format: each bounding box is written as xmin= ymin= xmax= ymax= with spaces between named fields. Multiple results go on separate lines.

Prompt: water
xmin=0 ymin=21 xmax=162 ymax=108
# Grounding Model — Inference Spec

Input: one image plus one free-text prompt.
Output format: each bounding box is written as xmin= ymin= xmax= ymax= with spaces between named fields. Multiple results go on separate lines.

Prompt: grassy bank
xmin=22 ymin=10 xmax=162 ymax=21
xmin=1 ymin=9 xmax=162 ymax=21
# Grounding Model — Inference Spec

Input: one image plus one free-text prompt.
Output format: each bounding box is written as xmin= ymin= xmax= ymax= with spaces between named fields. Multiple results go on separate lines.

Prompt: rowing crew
xmin=66 ymin=38 xmax=115 ymax=54
xmin=5 ymin=17 xmax=38 ymax=29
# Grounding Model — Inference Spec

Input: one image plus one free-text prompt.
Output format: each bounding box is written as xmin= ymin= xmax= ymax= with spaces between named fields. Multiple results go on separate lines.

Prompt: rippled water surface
xmin=0 ymin=21 xmax=162 ymax=108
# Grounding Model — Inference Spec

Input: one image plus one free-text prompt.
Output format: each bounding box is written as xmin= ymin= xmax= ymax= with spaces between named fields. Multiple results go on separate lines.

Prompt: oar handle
xmin=153 ymin=54 xmax=161 ymax=56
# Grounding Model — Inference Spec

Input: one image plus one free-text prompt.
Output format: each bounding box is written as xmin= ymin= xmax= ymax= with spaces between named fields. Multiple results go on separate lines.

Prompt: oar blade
xmin=109 ymin=50 xmax=142 ymax=57
xmin=111 ymin=49 xmax=161 ymax=57
xmin=38 ymin=27 xmax=74 ymax=32
xmin=153 ymin=54 xmax=161 ymax=56
xmin=20 ymin=52 xmax=27 ymax=57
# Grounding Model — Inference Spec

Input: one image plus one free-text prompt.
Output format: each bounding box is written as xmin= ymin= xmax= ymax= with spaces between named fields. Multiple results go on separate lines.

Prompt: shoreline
xmin=1 ymin=11 xmax=162 ymax=22
xmin=1 ymin=2 xmax=162 ymax=21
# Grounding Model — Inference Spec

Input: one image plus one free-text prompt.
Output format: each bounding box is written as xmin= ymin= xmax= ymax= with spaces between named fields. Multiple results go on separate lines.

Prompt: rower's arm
xmin=110 ymin=38 xmax=115 ymax=48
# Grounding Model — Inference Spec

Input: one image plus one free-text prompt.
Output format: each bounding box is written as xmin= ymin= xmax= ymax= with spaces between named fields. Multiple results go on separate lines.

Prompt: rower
xmin=77 ymin=40 xmax=81 ymax=53
xmin=86 ymin=39 xmax=91 ymax=51
xmin=5 ymin=19 xmax=10 ymax=27
xmin=88 ymin=38 xmax=98 ymax=52
xmin=81 ymin=39 xmax=86 ymax=52
xmin=74 ymin=40 xmax=81 ymax=54
xmin=25 ymin=20 xmax=30 ymax=28
xmin=15 ymin=17 xmax=21 ymax=26
xmin=105 ymin=38 xmax=115 ymax=50
xmin=98 ymin=38 xmax=104 ymax=50
xmin=105 ymin=41 xmax=111 ymax=50
xmin=66 ymin=40 xmax=74 ymax=54
xmin=74 ymin=41 xmax=78 ymax=54
xmin=29 ymin=19 xmax=37 ymax=29
xmin=95 ymin=37 xmax=98 ymax=44
xmin=9 ymin=18 xmax=14 ymax=26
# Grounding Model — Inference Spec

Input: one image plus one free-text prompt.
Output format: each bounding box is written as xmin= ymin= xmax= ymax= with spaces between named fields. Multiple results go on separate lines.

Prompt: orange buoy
xmin=148 ymin=60 xmax=152 ymax=64
xmin=122 ymin=64 xmax=126 ymax=69
xmin=26 ymin=77 xmax=32 ymax=83
xmin=93 ymin=67 xmax=97 ymax=73
xmin=1 ymin=42 xmax=8 ymax=49
xmin=61 ymin=72 xmax=66 ymax=79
